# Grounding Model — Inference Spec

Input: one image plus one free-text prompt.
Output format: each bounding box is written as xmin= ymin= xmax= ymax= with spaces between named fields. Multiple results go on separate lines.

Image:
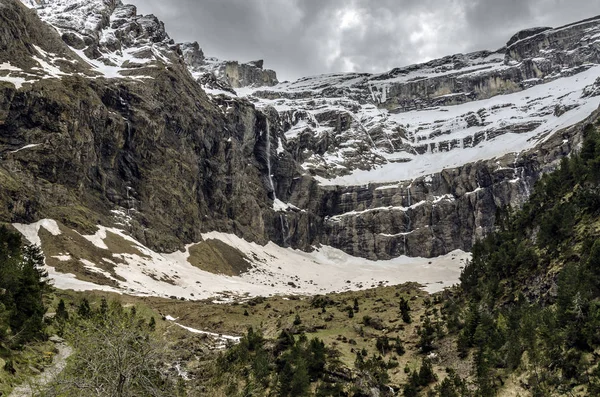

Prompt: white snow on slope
xmin=0 ymin=61 xmax=32 ymax=89
xmin=12 ymin=220 xmax=120 ymax=293
xmin=0 ymin=76 xmax=30 ymax=89
xmin=242 ymin=64 xmax=600 ymax=187
xmin=69 ymin=47 xmax=155 ymax=80
xmin=201 ymin=231 xmax=469 ymax=295
xmin=10 ymin=144 xmax=41 ymax=153
xmin=18 ymin=0 xmax=170 ymax=81
xmin=319 ymin=67 xmax=600 ymax=186
xmin=13 ymin=220 xmax=470 ymax=300
xmin=13 ymin=219 xmax=62 ymax=247
xmin=165 ymin=315 xmax=241 ymax=346
xmin=0 ymin=62 xmax=22 ymax=72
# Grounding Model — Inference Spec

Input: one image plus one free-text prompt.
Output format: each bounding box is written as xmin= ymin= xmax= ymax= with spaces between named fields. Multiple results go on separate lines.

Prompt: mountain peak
xmin=506 ymin=26 xmax=552 ymax=47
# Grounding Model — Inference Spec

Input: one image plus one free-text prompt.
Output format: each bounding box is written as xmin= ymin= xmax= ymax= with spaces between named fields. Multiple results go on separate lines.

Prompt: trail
xmin=9 ymin=338 xmax=73 ymax=397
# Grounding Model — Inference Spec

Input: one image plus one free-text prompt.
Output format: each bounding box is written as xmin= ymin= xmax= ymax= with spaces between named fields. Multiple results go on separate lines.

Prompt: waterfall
xmin=517 ymin=153 xmax=531 ymax=197
xmin=280 ymin=214 xmax=290 ymax=246
xmin=126 ymin=186 xmax=134 ymax=217
xmin=265 ymin=119 xmax=276 ymax=196
xmin=265 ymin=117 xmax=289 ymax=246
xmin=513 ymin=152 xmax=520 ymax=182
xmin=520 ymin=167 xmax=531 ymax=197
xmin=511 ymin=151 xmax=531 ymax=199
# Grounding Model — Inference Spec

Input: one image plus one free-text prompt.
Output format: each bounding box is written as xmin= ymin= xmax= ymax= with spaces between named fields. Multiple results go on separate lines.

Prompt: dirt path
xmin=9 ymin=338 xmax=73 ymax=397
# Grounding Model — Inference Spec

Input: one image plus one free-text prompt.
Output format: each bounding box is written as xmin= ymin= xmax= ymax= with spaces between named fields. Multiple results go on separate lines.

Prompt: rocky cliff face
xmin=0 ymin=0 xmax=291 ymax=253
xmin=181 ymin=41 xmax=278 ymax=90
xmin=235 ymin=15 xmax=600 ymax=258
xmin=2 ymin=0 xmax=600 ymax=263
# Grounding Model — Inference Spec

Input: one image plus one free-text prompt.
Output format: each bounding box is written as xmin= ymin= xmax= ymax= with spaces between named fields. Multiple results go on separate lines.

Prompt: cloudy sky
xmin=128 ymin=0 xmax=599 ymax=81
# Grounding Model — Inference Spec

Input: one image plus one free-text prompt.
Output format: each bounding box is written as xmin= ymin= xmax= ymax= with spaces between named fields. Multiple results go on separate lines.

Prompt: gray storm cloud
xmin=128 ymin=0 xmax=600 ymax=81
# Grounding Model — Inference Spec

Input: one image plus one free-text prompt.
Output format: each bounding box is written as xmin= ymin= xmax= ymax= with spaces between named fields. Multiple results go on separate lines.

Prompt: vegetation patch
xmin=44 ymin=205 xmax=102 ymax=236
xmin=103 ymin=230 xmax=150 ymax=258
xmin=187 ymin=238 xmax=251 ymax=276
xmin=39 ymin=224 xmax=125 ymax=286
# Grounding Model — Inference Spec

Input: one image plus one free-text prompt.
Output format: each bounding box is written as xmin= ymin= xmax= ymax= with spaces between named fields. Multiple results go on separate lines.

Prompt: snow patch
xmin=273 ymin=199 xmax=303 ymax=212
xmin=52 ymin=255 xmax=72 ymax=262
xmin=10 ymin=144 xmax=41 ymax=153
xmin=12 ymin=219 xmax=61 ymax=247
xmin=165 ymin=316 xmax=241 ymax=344
xmin=13 ymin=220 xmax=470 ymax=300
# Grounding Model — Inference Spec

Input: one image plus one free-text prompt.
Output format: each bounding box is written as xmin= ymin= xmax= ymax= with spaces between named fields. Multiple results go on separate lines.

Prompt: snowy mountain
xmin=1 ymin=0 xmax=600 ymax=299
xmin=17 ymin=0 xmax=178 ymax=79
xmin=225 ymin=19 xmax=600 ymax=184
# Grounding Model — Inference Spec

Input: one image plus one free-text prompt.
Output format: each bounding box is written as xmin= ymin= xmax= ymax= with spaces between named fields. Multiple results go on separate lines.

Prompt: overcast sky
xmin=127 ymin=0 xmax=600 ymax=81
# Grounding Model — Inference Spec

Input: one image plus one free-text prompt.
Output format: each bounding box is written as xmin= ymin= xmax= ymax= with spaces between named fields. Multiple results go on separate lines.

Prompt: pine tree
xmin=99 ymin=297 xmax=109 ymax=315
xmin=7 ymin=243 xmax=48 ymax=344
xmin=400 ymin=297 xmax=411 ymax=323
xmin=308 ymin=338 xmax=326 ymax=380
xmin=417 ymin=359 xmax=436 ymax=386
xmin=78 ymin=298 xmax=92 ymax=318
xmin=394 ymin=336 xmax=405 ymax=356
xmin=417 ymin=317 xmax=436 ymax=353
xmin=56 ymin=299 xmax=69 ymax=321
xmin=403 ymin=371 xmax=420 ymax=397
xmin=376 ymin=336 xmax=390 ymax=355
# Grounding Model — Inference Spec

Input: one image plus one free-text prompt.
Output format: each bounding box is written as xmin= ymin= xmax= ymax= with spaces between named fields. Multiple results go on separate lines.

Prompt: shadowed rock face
xmin=0 ymin=0 xmax=292 ymax=253
xmin=2 ymin=0 xmax=600 ymax=261
xmin=223 ymin=61 xmax=278 ymax=88
xmin=270 ymin=107 xmax=600 ymax=259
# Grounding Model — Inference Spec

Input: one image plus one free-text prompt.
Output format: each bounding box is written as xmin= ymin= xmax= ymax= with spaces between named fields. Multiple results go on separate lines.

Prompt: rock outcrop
xmin=181 ymin=41 xmax=278 ymax=89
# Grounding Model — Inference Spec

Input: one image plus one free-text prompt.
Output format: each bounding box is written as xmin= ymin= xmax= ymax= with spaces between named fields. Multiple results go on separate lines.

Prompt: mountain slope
xmin=1 ymin=0 xmax=600 ymax=300
xmin=452 ymin=120 xmax=600 ymax=395
xmin=236 ymin=16 xmax=600 ymax=259
xmin=0 ymin=0 xmax=290 ymax=253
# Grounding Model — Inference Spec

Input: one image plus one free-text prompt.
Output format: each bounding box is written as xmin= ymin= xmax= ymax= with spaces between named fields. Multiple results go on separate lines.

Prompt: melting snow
xmin=0 ymin=62 xmax=22 ymax=71
xmin=0 ymin=75 xmax=30 ymax=89
xmin=165 ymin=316 xmax=241 ymax=344
xmin=10 ymin=144 xmax=41 ymax=153
xmin=52 ymin=254 xmax=72 ymax=262
xmin=273 ymin=199 xmax=303 ymax=212
xmin=13 ymin=219 xmax=62 ymax=247
xmin=13 ymin=220 xmax=471 ymax=300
